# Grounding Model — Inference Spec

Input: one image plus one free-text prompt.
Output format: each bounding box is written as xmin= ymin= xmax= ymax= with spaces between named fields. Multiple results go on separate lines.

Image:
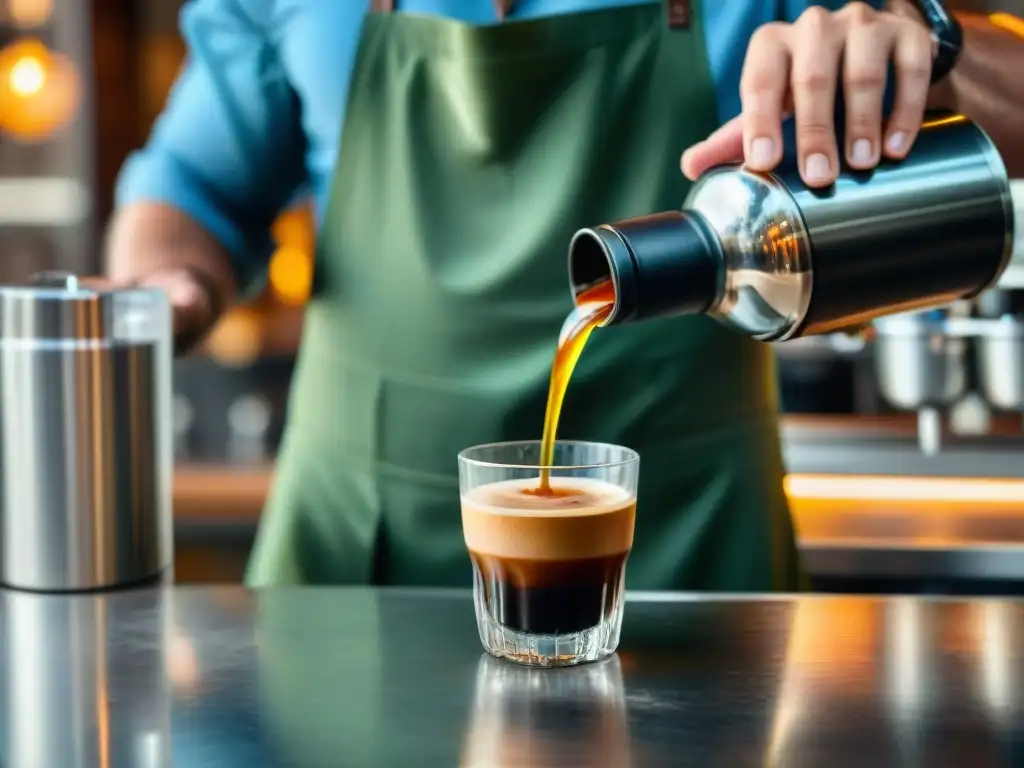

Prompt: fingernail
xmin=750 ymin=137 xmax=775 ymax=168
xmin=804 ymin=153 xmax=831 ymax=183
xmin=886 ymin=131 xmax=907 ymax=156
xmin=851 ymin=138 xmax=873 ymax=166
xmin=167 ymin=280 xmax=204 ymax=308
xmin=145 ymin=272 xmax=203 ymax=307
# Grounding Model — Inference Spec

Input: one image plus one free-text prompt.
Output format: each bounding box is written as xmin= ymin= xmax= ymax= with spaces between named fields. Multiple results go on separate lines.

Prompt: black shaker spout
xmin=567 ymin=211 xmax=723 ymax=326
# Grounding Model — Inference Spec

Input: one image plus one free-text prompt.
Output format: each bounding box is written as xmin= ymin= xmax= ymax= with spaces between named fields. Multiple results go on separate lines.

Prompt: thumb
xmin=680 ymin=115 xmax=745 ymax=181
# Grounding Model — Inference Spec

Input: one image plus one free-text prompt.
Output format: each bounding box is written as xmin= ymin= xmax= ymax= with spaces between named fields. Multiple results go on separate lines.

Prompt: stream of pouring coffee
xmin=532 ymin=280 xmax=615 ymax=493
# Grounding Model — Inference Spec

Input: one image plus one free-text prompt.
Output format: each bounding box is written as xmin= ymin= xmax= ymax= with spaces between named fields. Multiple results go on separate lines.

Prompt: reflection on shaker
xmin=460 ymin=655 xmax=633 ymax=768
xmin=0 ymin=590 xmax=173 ymax=768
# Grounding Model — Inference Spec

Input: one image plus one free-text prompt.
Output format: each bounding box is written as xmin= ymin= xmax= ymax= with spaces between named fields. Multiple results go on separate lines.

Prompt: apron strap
xmin=369 ymin=0 xmax=516 ymax=17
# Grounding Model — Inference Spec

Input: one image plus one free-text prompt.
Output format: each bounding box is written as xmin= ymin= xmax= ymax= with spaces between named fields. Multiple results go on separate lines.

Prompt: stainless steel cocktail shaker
xmin=0 ymin=272 xmax=173 ymax=591
xmin=568 ymin=113 xmax=1015 ymax=340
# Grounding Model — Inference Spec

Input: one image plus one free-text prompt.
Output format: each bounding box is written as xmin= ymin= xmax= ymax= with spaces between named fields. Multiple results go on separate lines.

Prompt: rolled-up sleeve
xmin=115 ymin=0 xmax=307 ymax=293
xmin=784 ymin=0 xmax=885 ymax=20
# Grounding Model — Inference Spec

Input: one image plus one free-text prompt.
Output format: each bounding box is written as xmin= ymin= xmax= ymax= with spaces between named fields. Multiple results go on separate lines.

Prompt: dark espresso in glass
xmin=462 ymin=477 xmax=636 ymax=635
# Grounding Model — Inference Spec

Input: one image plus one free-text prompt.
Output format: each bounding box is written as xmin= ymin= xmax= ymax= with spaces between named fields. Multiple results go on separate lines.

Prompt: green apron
xmin=246 ymin=0 xmax=801 ymax=592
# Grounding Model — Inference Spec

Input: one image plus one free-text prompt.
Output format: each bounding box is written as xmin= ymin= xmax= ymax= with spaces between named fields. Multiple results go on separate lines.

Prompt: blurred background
xmin=0 ymin=0 xmax=1022 ymax=586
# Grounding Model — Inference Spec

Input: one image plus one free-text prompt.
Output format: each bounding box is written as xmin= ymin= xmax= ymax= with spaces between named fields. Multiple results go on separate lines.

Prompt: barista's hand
xmin=681 ymin=2 xmax=936 ymax=188
xmin=83 ymin=269 xmax=216 ymax=351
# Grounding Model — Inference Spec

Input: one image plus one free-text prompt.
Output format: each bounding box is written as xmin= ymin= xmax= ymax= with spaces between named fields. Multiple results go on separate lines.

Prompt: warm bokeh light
xmin=9 ymin=52 xmax=43 ymax=95
xmin=0 ymin=39 xmax=81 ymax=141
xmin=786 ymin=473 xmax=1024 ymax=552
xmin=201 ymin=203 xmax=314 ymax=362
xmin=268 ymin=246 xmax=313 ymax=306
xmin=7 ymin=0 xmax=53 ymax=27
xmin=990 ymin=13 xmax=1024 ymax=40
xmin=785 ymin=473 xmax=1024 ymax=504
xmin=272 ymin=204 xmax=315 ymax=252
xmin=268 ymin=205 xmax=315 ymax=305
xmin=204 ymin=307 xmax=263 ymax=368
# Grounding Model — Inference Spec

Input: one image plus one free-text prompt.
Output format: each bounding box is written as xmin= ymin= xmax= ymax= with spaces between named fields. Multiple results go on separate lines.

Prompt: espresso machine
xmin=873 ymin=179 xmax=1024 ymax=454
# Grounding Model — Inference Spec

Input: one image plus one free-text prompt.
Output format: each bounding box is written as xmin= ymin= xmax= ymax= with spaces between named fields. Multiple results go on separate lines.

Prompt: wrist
xmin=889 ymin=1 xmax=960 ymax=111
xmin=927 ymin=73 xmax=957 ymax=112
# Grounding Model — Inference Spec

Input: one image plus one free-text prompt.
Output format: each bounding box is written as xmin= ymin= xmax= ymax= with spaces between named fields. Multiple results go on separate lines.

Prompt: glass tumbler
xmin=458 ymin=440 xmax=639 ymax=667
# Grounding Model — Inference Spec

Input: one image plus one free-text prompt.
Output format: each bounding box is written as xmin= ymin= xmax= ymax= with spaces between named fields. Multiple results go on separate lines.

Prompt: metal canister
xmin=0 ymin=272 xmax=173 ymax=591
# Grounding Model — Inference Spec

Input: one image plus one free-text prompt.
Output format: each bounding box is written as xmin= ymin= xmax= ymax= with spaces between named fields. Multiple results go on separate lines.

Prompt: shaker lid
xmin=0 ymin=271 xmax=170 ymax=343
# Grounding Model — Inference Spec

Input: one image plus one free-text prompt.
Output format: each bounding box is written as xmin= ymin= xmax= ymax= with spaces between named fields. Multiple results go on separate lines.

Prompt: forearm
xmin=105 ymin=201 xmax=237 ymax=336
xmin=929 ymin=12 xmax=1024 ymax=176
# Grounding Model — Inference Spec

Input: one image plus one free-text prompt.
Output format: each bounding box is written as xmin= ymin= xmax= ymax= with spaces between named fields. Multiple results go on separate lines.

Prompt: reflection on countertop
xmin=0 ymin=587 xmax=1020 ymax=767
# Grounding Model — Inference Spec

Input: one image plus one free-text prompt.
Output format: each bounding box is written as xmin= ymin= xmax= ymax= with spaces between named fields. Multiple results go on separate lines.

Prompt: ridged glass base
xmin=473 ymin=581 xmax=623 ymax=668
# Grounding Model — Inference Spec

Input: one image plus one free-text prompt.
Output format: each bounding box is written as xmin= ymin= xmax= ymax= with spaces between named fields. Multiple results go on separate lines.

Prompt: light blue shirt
xmin=116 ymin=0 xmax=865 ymax=281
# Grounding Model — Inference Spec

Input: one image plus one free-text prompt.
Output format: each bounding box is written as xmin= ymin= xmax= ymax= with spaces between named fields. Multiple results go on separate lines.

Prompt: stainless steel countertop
xmin=3 ymin=587 xmax=1022 ymax=767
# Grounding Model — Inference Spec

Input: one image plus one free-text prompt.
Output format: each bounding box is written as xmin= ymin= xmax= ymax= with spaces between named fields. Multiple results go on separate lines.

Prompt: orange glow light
xmin=9 ymin=52 xmax=44 ymax=95
xmin=8 ymin=0 xmax=53 ymax=27
xmin=268 ymin=204 xmax=315 ymax=306
xmin=272 ymin=205 xmax=315 ymax=253
xmin=204 ymin=308 xmax=263 ymax=368
xmin=785 ymin=473 xmax=1024 ymax=505
xmin=268 ymin=246 xmax=313 ymax=306
xmin=990 ymin=13 xmax=1024 ymax=40
xmin=0 ymin=39 xmax=81 ymax=141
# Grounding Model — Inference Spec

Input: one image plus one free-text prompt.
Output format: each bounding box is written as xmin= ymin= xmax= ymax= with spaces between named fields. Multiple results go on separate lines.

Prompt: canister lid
xmin=0 ymin=271 xmax=170 ymax=344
